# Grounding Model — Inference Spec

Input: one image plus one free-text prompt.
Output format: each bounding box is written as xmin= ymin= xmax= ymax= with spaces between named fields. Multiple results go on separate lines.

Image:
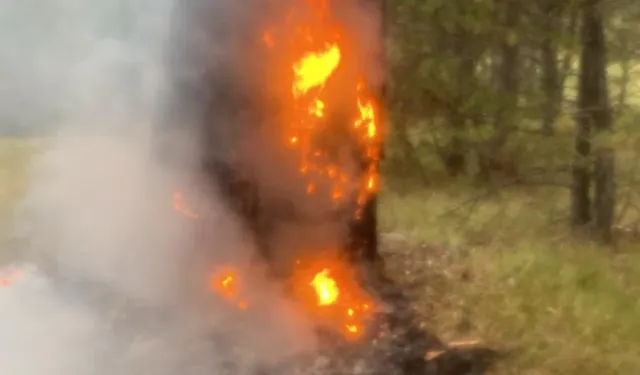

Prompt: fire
xmin=210 ymin=268 xmax=248 ymax=310
xmin=309 ymin=99 xmax=325 ymax=117
xmin=265 ymin=0 xmax=381 ymax=216
xmin=307 ymin=267 xmax=370 ymax=338
xmin=356 ymin=98 xmax=376 ymax=138
xmin=173 ymin=0 xmax=381 ymax=342
xmin=293 ymin=259 xmax=373 ymax=339
xmin=292 ymin=43 xmax=341 ymax=97
xmin=207 ymin=260 xmax=373 ymax=340
xmin=310 ymin=268 xmax=339 ymax=305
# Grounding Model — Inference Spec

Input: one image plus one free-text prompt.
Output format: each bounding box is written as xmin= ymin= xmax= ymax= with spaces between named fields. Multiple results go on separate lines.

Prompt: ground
xmin=1 ymin=138 xmax=640 ymax=375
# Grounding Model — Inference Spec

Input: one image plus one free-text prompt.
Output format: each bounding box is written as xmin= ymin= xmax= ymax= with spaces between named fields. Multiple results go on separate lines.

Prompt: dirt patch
xmin=380 ymin=233 xmax=476 ymax=341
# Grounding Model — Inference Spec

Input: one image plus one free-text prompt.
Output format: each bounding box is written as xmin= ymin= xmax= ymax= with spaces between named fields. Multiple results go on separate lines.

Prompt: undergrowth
xmin=380 ymin=186 xmax=640 ymax=375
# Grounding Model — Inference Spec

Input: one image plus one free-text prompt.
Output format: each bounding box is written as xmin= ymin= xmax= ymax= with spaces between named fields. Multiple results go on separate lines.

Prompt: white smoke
xmin=0 ymin=0 xmax=319 ymax=373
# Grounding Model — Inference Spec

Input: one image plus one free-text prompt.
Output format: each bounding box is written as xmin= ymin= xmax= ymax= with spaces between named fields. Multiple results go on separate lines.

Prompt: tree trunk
xmin=494 ymin=0 xmax=520 ymax=139
xmin=478 ymin=0 xmax=520 ymax=181
xmin=584 ymin=0 xmax=615 ymax=244
xmin=571 ymin=127 xmax=591 ymax=227
xmin=618 ymin=57 xmax=630 ymax=113
xmin=616 ymin=33 xmax=631 ymax=114
xmin=443 ymin=27 xmax=479 ymax=177
xmin=540 ymin=1 xmax=561 ymax=136
xmin=573 ymin=0 xmax=615 ymax=242
xmin=572 ymin=3 xmax=594 ymax=227
xmin=558 ymin=10 xmax=580 ymax=111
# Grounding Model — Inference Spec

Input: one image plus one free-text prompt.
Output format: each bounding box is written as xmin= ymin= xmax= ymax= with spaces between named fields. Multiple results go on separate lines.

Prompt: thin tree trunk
xmin=594 ymin=149 xmax=615 ymax=244
xmin=571 ymin=125 xmax=591 ymax=227
xmin=540 ymin=1 xmax=561 ymax=136
xmin=572 ymin=2 xmax=594 ymax=227
xmin=443 ymin=34 xmax=477 ymax=177
xmin=559 ymin=9 xmax=580 ymax=110
xmin=585 ymin=0 xmax=615 ymax=244
xmin=617 ymin=33 xmax=631 ymax=114
xmin=494 ymin=0 xmax=520 ymax=139
xmin=478 ymin=0 xmax=520 ymax=181
xmin=618 ymin=59 xmax=630 ymax=112
xmin=573 ymin=0 xmax=615 ymax=243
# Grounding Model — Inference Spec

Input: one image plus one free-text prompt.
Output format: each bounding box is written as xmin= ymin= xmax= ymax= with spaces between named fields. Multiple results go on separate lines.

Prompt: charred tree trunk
xmin=580 ymin=0 xmax=614 ymax=243
xmin=348 ymin=0 xmax=386 ymax=268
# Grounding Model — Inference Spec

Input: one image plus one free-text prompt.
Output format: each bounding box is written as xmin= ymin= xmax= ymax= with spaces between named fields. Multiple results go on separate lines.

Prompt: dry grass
xmin=380 ymin=187 xmax=640 ymax=375
xmin=0 ymin=138 xmax=41 ymax=222
xmin=0 ymin=138 xmax=45 ymax=263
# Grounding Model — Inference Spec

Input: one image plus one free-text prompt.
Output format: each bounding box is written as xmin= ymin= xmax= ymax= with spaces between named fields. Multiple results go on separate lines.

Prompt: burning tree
xmin=162 ymin=0 xmax=496 ymax=373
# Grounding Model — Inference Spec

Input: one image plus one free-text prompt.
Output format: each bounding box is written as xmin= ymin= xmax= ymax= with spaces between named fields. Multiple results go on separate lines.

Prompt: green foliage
xmin=386 ymin=0 xmax=640 ymax=188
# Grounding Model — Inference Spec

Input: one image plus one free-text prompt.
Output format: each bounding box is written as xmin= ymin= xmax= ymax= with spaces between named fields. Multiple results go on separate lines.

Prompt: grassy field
xmin=0 ymin=139 xmax=34 ymax=210
xmin=0 ymin=138 xmax=42 ymax=264
xmin=1 ymin=138 xmax=640 ymax=374
xmin=381 ymin=188 xmax=640 ymax=374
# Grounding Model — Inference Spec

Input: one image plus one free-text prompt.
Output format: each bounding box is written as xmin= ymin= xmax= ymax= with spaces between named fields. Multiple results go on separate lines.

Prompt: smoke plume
xmin=0 ymin=0 xmax=382 ymax=374
xmin=0 ymin=0 xmax=320 ymax=373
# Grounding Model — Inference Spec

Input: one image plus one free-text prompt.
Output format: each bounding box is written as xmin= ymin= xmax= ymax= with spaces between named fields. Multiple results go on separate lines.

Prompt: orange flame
xmin=210 ymin=268 xmax=248 ymax=310
xmin=292 ymin=43 xmax=341 ymax=97
xmin=207 ymin=259 xmax=374 ymax=339
xmin=291 ymin=259 xmax=373 ymax=339
xmin=310 ymin=269 xmax=339 ymax=305
xmin=264 ymin=0 xmax=381 ymax=216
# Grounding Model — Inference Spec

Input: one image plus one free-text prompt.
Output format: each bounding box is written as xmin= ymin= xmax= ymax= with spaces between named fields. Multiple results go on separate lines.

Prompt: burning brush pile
xmin=163 ymin=0 xmax=496 ymax=374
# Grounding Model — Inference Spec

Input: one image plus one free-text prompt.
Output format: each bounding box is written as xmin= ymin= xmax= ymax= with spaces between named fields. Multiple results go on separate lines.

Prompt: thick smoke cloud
xmin=0 ymin=0 xmax=320 ymax=373
xmin=0 ymin=0 xmax=382 ymax=374
xmin=160 ymin=0 xmax=383 ymax=269
xmin=0 ymin=0 xmax=170 ymax=133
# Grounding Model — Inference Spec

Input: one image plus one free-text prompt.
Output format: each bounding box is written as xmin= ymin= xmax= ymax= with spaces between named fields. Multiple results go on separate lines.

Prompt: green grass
xmin=0 ymin=138 xmax=41 ymax=220
xmin=380 ymin=187 xmax=640 ymax=375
